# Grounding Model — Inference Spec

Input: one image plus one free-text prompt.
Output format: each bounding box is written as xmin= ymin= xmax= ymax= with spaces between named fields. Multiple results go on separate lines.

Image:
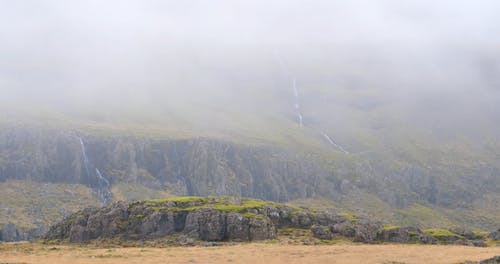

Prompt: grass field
xmin=0 ymin=242 xmax=498 ymax=264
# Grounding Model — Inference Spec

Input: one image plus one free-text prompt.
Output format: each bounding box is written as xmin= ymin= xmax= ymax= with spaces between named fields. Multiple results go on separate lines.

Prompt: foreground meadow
xmin=0 ymin=242 xmax=498 ymax=264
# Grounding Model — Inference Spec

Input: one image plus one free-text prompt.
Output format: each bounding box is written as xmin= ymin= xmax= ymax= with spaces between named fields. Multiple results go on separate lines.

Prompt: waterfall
xmin=79 ymin=138 xmax=91 ymax=183
xmin=293 ymin=78 xmax=304 ymax=127
xmin=321 ymin=132 xmax=349 ymax=154
xmin=275 ymin=55 xmax=349 ymax=153
xmin=95 ymin=168 xmax=112 ymax=205
xmin=275 ymin=55 xmax=304 ymax=127
xmin=78 ymin=137 xmax=112 ymax=205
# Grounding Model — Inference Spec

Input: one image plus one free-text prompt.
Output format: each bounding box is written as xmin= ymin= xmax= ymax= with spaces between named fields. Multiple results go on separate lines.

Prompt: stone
xmin=465 ymin=256 xmax=500 ymax=264
xmin=196 ymin=209 xmax=226 ymax=241
xmin=249 ymin=217 xmax=276 ymax=240
xmin=291 ymin=212 xmax=313 ymax=228
xmin=451 ymin=227 xmax=480 ymax=240
xmin=225 ymin=213 xmax=250 ymax=241
xmin=488 ymin=229 xmax=500 ymax=240
xmin=378 ymin=226 xmax=422 ymax=243
xmin=311 ymin=225 xmax=333 ymax=240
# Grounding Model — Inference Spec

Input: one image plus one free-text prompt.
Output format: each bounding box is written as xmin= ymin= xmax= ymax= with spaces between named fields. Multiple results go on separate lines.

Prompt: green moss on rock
xmin=382 ymin=225 xmax=400 ymax=231
xmin=341 ymin=212 xmax=359 ymax=222
xmin=423 ymin=228 xmax=463 ymax=240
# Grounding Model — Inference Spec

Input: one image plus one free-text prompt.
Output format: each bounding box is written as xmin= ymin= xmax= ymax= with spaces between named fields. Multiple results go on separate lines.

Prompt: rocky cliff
xmin=0 ymin=125 xmax=334 ymax=202
xmin=1 ymin=124 xmax=499 ymax=240
xmin=2 ymin=125 xmax=498 ymax=208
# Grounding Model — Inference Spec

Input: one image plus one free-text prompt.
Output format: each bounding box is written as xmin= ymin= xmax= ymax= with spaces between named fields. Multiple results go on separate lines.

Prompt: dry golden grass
xmin=0 ymin=242 xmax=498 ymax=264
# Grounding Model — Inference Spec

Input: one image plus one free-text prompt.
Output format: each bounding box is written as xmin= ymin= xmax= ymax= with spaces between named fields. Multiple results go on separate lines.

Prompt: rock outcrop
xmin=44 ymin=197 xmax=343 ymax=243
xmin=0 ymin=223 xmax=45 ymax=242
xmin=309 ymin=223 xmax=491 ymax=246
xmin=376 ymin=226 xmax=423 ymax=243
xmin=488 ymin=229 xmax=500 ymax=240
xmin=464 ymin=256 xmax=500 ymax=264
xmin=44 ymin=196 xmax=494 ymax=246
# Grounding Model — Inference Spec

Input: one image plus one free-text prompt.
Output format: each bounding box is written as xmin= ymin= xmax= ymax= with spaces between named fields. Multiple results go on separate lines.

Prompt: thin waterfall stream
xmin=321 ymin=132 xmax=349 ymax=154
xmin=276 ymin=55 xmax=348 ymax=154
xmin=293 ymin=78 xmax=304 ymax=127
xmin=79 ymin=137 xmax=112 ymax=205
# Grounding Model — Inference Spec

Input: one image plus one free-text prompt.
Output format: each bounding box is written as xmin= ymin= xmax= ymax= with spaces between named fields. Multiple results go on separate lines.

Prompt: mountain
xmin=1 ymin=0 xmax=499 ymax=242
xmin=0 ymin=95 xmax=499 ymax=240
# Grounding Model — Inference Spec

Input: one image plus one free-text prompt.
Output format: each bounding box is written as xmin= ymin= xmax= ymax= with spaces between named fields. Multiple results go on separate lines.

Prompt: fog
xmin=1 ymin=0 xmax=499 ymax=146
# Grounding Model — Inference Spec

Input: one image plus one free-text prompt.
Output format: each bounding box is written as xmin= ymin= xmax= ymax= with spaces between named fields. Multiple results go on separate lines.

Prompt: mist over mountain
xmin=0 ymin=1 xmax=499 ymax=240
xmin=2 ymin=1 xmax=500 ymax=124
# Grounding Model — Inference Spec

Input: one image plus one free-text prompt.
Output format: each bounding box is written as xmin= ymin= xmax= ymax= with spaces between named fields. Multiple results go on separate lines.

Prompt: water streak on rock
xmin=321 ymin=132 xmax=348 ymax=154
xmin=78 ymin=137 xmax=112 ymax=205
xmin=293 ymin=78 xmax=304 ymax=127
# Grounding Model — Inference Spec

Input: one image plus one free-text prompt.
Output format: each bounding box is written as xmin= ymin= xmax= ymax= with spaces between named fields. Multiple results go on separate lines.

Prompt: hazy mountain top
xmin=1 ymin=1 xmax=499 ymax=170
xmin=2 ymin=1 xmax=499 ymax=130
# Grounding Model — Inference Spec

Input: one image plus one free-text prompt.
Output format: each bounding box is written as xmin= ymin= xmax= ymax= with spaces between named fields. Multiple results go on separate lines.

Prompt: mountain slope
xmin=0 ymin=117 xmax=498 ymax=237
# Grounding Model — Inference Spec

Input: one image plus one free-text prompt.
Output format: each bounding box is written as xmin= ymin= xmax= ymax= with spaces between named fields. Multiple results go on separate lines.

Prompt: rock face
xmin=377 ymin=226 xmax=422 ymax=243
xmin=0 ymin=223 xmax=26 ymax=242
xmin=2 ymin=125 xmax=498 ymax=211
xmin=44 ymin=196 xmax=492 ymax=246
xmin=310 ymin=223 xmax=491 ymax=247
xmin=2 ymin=125 xmax=500 ymax=233
xmin=488 ymin=229 xmax=500 ymax=240
xmin=0 ymin=223 xmax=45 ymax=242
xmin=311 ymin=220 xmax=384 ymax=243
xmin=482 ymin=256 xmax=500 ymax=264
xmin=465 ymin=256 xmax=500 ymax=264
xmin=44 ymin=197 xmax=342 ymax=243
xmin=0 ymin=126 xmax=337 ymax=203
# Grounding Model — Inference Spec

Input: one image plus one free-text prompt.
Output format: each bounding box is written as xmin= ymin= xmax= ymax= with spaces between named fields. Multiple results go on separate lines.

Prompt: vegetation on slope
xmin=0 ymin=180 xmax=100 ymax=230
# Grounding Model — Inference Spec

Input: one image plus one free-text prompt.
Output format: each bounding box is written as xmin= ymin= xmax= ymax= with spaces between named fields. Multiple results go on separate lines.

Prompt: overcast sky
xmin=1 ymin=0 xmax=499 ymax=134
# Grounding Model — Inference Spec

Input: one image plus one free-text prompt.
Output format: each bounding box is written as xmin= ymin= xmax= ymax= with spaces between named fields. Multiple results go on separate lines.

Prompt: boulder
xmin=311 ymin=225 xmax=333 ymax=240
xmin=469 ymin=240 xmax=488 ymax=247
xmin=465 ymin=256 xmax=500 ymax=264
xmin=331 ymin=221 xmax=356 ymax=237
xmin=248 ymin=217 xmax=276 ymax=240
xmin=225 ymin=213 xmax=251 ymax=241
xmin=195 ymin=209 xmax=227 ymax=241
xmin=451 ymin=227 xmax=482 ymax=240
xmin=330 ymin=220 xmax=381 ymax=243
xmin=351 ymin=220 xmax=381 ymax=243
xmin=488 ymin=229 xmax=500 ymax=240
xmin=418 ymin=234 xmax=438 ymax=244
xmin=291 ymin=211 xmax=313 ymax=228
xmin=378 ymin=226 xmax=422 ymax=243
xmin=479 ymin=256 xmax=500 ymax=264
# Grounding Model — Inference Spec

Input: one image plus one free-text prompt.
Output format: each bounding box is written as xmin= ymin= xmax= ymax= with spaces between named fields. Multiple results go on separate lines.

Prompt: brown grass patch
xmin=0 ymin=242 xmax=498 ymax=264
